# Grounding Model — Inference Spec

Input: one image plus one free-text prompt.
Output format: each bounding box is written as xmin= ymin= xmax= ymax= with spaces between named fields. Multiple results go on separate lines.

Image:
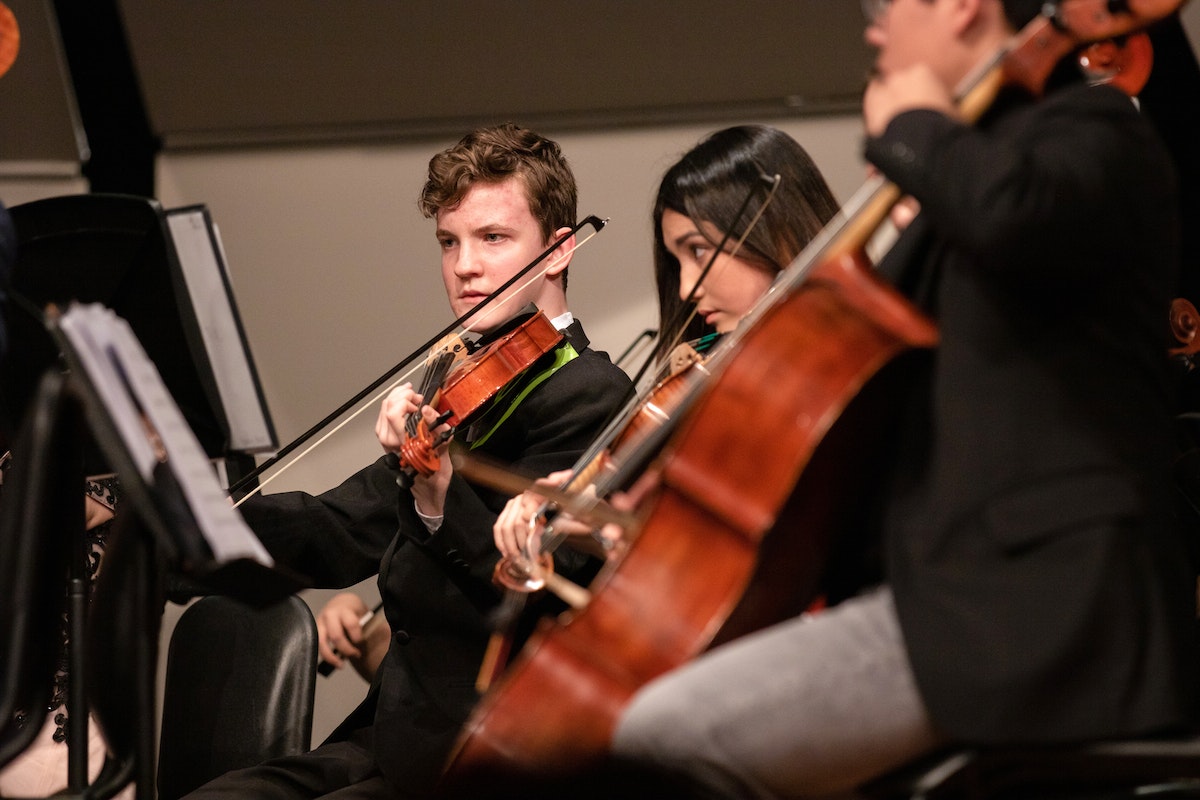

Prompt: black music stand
xmin=0 ymin=195 xmax=284 ymax=798
xmin=1 ymin=192 xmax=277 ymax=472
xmin=0 ymin=304 xmax=306 ymax=800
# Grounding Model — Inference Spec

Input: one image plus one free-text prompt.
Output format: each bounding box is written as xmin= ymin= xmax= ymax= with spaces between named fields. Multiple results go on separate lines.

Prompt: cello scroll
xmin=1170 ymin=297 xmax=1200 ymax=371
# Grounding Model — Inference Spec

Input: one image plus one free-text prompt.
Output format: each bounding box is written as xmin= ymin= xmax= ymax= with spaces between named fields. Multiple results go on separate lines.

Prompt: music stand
xmin=0 ymin=303 xmax=306 ymax=799
xmin=0 ymin=194 xmax=285 ymax=798
xmin=1 ymin=192 xmax=277 ymax=472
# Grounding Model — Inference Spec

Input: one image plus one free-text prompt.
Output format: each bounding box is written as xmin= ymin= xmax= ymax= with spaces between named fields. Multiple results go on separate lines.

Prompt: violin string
xmin=407 ymin=346 xmax=460 ymax=438
xmin=234 ymin=230 xmax=602 ymax=506
xmin=667 ymin=173 xmax=782 ymax=363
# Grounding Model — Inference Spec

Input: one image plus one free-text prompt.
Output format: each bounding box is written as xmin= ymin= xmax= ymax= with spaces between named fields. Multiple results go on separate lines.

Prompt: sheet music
xmin=58 ymin=304 xmax=274 ymax=566
xmin=57 ymin=307 xmax=160 ymax=479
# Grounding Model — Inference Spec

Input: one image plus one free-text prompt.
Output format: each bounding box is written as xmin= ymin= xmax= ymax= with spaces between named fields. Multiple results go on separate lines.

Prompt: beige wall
xmin=0 ymin=174 xmax=88 ymax=206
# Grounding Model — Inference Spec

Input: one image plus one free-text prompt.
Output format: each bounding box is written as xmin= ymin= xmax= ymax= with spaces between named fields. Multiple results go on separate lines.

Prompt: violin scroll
xmin=397 ymin=416 xmax=450 ymax=478
xmin=493 ymin=550 xmax=556 ymax=593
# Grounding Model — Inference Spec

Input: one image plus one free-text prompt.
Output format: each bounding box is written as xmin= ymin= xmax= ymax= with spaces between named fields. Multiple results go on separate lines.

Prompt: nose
xmin=861 ymin=0 xmax=888 ymax=45
xmin=864 ymin=22 xmax=885 ymax=48
xmin=452 ymin=241 xmax=483 ymax=279
xmin=678 ymin=262 xmax=704 ymax=303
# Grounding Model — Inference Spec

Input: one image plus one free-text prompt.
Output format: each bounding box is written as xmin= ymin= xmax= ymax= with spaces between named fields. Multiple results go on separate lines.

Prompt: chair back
xmin=156 ymin=594 xmax=317 ymax=800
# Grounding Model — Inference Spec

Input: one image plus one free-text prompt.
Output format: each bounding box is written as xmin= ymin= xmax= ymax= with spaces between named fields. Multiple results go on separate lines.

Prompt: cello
xmin=440 ymin=0 xmax=1184 ymax=788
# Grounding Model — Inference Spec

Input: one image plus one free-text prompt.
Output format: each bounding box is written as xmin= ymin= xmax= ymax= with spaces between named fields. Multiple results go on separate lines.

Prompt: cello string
xmin=522 ymin=174 xmax=785 ymax=567
xmin=558 ymin=172 xmax=782 ymax=493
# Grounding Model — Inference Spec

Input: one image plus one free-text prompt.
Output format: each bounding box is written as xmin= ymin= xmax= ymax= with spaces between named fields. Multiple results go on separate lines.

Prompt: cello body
xmin=442 ymin=249 xmax=937 ymax=785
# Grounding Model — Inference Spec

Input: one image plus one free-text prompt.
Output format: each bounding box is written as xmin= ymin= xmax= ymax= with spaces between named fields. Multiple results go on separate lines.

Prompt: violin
xmin=472 ymin=337 xmax=714 ymax=686
xmin=445 ymin=333 xmax=713 ymax=689
xmin=395 ymin=310 xmax=564 ymax=480
xmin=440 ymin=0 xmax=1184 ymax=788
xmin=575 ymin=345 xmax=702 ymax=497
xmin=482 ymin=173 xmax=782 ymax=599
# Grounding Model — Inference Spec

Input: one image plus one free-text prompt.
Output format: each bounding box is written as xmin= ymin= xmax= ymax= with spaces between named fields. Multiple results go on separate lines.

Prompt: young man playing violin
xmin=180 ymin=123 xmax=632 ymax=800
xmin=595 ymin=1 xmax=1200 ymax=797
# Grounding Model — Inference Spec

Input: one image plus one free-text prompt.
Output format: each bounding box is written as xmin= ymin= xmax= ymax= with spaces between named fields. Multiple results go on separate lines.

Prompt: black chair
xmin=156 ymin=594 xmax=318 ymax=800
xmin=862 ymin=739 xmax=1200 ymax=799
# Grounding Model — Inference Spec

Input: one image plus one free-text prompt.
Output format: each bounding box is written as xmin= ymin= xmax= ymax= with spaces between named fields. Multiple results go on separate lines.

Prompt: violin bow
xmin=228 ymin=215 xmax=607 ymax=503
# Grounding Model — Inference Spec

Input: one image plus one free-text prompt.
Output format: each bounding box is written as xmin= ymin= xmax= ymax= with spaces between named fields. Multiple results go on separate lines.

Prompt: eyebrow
xmin=671 ymin=228 xmax=705 ymax=250
xmin=435 ymin=223 xmax=516 ymax=239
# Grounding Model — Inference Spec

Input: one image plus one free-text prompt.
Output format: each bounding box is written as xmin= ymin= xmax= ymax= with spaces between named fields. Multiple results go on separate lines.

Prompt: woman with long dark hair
xmin=650 ymin=124 xmax=839 ymax=363
xmin=492 ymin=124 xmax=839 ymax=561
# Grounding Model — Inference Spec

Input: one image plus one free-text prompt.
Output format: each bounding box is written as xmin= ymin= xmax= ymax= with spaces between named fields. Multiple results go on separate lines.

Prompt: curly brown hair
xmin=418 ymin=123 xmax=577 ymax=243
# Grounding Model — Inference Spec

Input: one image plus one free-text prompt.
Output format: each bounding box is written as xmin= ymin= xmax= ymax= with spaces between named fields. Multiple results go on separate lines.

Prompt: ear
xmin=543 ymin=226 xmax=574 ymax=278
xmin=948 ymin=0 xmax=985 ymax=36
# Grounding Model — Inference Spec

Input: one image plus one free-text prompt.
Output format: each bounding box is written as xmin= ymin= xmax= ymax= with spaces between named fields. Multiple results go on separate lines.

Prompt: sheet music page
xmin=166 ymin=206 xmax=275 ymax=453
xmin=59 ymin=304 xmax=274 ymax=566
xmin=57 ymin=306 xmax=159 ymax=479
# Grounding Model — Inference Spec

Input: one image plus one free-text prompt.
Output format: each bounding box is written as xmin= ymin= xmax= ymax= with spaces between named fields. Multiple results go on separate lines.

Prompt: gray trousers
xmin=612 ymin=586 xmax=944 ymax=799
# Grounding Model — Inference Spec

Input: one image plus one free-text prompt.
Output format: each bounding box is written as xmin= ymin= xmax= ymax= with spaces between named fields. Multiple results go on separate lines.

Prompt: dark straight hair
xmin=651 ymin=125 xmax=839 ymax=362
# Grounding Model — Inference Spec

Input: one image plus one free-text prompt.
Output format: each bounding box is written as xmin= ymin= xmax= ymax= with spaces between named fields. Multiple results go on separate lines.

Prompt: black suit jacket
xmin=867 ymin=83 xmax=1197 ymax=742
xmin=238 ymin=320 xmax=633 ymax=793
